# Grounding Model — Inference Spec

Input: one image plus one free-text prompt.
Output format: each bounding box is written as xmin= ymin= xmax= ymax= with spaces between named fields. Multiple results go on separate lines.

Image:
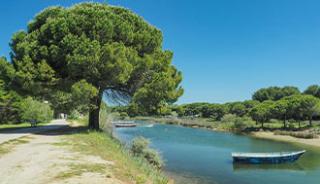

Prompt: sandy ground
xmin=0 ymin=120 xmax=124 ymax=184
xmin=253 ymin=131 xmax=320 ymax=148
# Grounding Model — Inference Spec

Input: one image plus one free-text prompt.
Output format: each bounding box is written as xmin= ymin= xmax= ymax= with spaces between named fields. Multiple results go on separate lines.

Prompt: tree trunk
xmin=261 ymin=122 xmax=264 ymax=129
xmin=309 ymin=116 xmax=312 ymax=127
xmin=89 ymin=90 xmax=103 ymax=130
xmin=283 ymin=115 xmax=286 ymax=129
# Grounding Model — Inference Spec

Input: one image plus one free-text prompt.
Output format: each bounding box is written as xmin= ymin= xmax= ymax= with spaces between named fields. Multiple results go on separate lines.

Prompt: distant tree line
xmin=114 ymin=85 xmax=320 ymax=129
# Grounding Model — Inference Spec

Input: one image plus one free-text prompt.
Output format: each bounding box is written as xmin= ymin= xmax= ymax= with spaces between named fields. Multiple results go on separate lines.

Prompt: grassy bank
xmin=62 ymin=121 xmax=170 ymax=184
xmin=132 ymin=116 xmax=320 ymax=143
xmin=132 ymin=116 xmax=255 ymax=132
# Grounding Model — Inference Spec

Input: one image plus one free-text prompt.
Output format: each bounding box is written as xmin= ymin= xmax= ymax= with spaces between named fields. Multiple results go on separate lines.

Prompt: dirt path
xmin=0 ymin=121 xmax=124 ymax=184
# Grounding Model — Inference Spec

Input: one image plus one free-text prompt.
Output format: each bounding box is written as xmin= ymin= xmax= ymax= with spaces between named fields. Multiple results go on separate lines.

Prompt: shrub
xmin=221 ymin=114 xmax=238 ymax=123
xmin=232 ymin=118 xmax=248 ymax=132
xmin=119 ymin=112 xmax=129 ymax=120
xmin=221 ymin=114 xmax=255 ymax=132
xmin=131 ymin=137 xmax=150 ymax=156
xmin=18 ymin=97 xmax=53 ymax=123
xmin=68 ymin=110 xmax=81 ymax=120
xmin=131 ymin=137 xmax=163 ymax=169
xmin=142 ymin=149 xmax=164 ymax=169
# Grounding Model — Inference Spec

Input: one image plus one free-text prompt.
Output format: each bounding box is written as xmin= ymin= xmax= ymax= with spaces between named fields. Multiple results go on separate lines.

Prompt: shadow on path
xmin=0 ymin=120 xmax=88 ymax=143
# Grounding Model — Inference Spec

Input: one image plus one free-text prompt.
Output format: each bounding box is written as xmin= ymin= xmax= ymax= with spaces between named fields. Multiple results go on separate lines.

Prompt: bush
xmin=68 ymin=110 xmax=81 ymax=120
xmin=221 ymin=114 xmax=238 ymax=123
xmin=143 ymin=149 xmax=164 ymax=169
xmin=131 ymin=137 xmax=150 ymax=156
xmin=131 ymin=137 xmax=163 ymax=169
xmin=119 ymin=112 xmax=129 ymax=120
xmin=18 ymin=97 xmax=53 ymax=123
xmin=221 ymin=114 xmax=255 ymax=132
xmin=232 ymin=118 xmax=248 ymax=132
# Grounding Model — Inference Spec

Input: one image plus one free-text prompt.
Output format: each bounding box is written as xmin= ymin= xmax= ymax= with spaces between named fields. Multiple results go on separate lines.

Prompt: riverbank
xmin=252 ymin=131 xmax=320 ymax=148
xmin=131 ymin=116 xmax=320 ymax=148
xmin=131 ymin=116 xmax=229 ymax=131
xmin=0 ymin=120 xmax=170 ymax=184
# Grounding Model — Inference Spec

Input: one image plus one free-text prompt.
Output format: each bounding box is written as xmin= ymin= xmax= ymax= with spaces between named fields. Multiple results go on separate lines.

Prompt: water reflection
xmin=114 ymin=121 xmax=320 ymax=184
xmin=232 ymin=163 xmax=306 ymax=172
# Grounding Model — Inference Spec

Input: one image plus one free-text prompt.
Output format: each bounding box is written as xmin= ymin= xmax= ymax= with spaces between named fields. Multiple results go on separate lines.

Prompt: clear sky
xmin=1 ymin=0 xmax=320 ymax=104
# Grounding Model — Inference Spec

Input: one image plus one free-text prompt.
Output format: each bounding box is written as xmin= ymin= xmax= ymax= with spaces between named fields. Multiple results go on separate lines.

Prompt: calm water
xmin=114 ymin=121 xmax=320 ymax=184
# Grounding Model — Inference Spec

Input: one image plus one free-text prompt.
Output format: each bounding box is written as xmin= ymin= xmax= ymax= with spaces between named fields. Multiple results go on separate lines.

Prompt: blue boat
xmin=232 ymin=150 xmax=306 ymax=164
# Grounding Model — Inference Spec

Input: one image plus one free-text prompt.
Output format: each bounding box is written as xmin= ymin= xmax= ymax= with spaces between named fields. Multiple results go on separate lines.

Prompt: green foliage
xmin=232 ymin=118 xmax=249 ymax=132
xmin=170 ymin=105 xmax=185 ymax=117
xmin=0 ymin=57 xmax=15 ymax=87
xmin=142 ymin=149 xmax=164 ymax=169
xmin=131 ymin=137 xmax=163 ymax=169
xmin=250 ymin=100 xmax=274 ymax=128
xmin=177 ymin=103 xmax=227 ymax=120
xmin=252 ymin=86 xmax=300 ymax=102
xmin=131 ymin=137 xmax=150 ymax=156
xmin=131 ymin=65 xmax=183 ymax=115
xmin=0 ymin=86 xmax=21 ymax=124
xmin=221 ymin=114 xmax=255 ymax=132
xmin=119 ymin=112 xmax=129 ymax=120
xmin=271 ymin=98 xmax=289 ymax=128
xmin=304 ymin=85 xmax=320 ymax=98
xmin=68 ymin=110 xmax=82 ymax=120
xmin=282 ymin=95 xmax=320 ymax=126
xmin=0 ymin=58 xmax=22 ymax=124
xmin=221 ymin=114 xmax=238 ymax=123
xmin=71 ymin=80 xmax=98 ymax=113
xmin=18 ymin=97 xmax=53 ymax=123
xmin=228 ymin=102 xmax=246 ymax=117
xmin=10 ymin=3 xmax=183 ymax=128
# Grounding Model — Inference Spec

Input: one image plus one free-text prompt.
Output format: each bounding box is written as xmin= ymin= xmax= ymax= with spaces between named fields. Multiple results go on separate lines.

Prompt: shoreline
xmin=252 ymin=131 xmax=320 ymax=148
xmin=131 ymin=116 xmax=320 ymax=149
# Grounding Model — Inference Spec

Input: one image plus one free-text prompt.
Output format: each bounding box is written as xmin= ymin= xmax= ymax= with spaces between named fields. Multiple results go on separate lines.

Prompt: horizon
xmin=1 ymin=0 xmax=320 ymax=104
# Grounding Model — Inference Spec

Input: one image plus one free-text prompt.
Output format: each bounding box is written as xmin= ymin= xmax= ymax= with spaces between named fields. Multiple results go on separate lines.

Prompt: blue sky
xmin=1 ymin=0 xmax=320 ymax=104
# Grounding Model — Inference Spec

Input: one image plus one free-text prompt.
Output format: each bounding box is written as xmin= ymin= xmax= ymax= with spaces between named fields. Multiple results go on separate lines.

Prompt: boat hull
xmin=232 ymin=151 xmax=305 ymax=164
xmin=114 ymin=123 xmax=137 ymax=128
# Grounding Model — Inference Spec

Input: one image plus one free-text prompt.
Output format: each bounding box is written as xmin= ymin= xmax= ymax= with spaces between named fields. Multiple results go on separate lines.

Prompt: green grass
xmin=59 ymin=128 xmax=169 ymax=184
xmin=68 ymin=116 xmax=89 ymax=126
xmin=55 ymin=163 xmax=108 ymax=180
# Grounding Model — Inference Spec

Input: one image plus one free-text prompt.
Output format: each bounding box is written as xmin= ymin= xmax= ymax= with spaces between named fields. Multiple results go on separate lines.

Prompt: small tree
xmin=299 ymin=95 xmax=320 ymax=127
xmin=229 ymin=102 xmax=246 ymax=117
xmin=250 ymin=101 xmax=273 ymax=128
xmin=304 ymin=85 xmax=320 ymax=98
xmin=18 ymin=97 xmax=53 ymax=123
xmin=272 ymin=99 xmax=289 ymax=129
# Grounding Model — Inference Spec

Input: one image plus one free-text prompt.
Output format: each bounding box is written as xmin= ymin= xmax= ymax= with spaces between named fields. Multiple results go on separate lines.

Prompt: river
xmin=114 ymin=121 xmax=320 ymax=184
